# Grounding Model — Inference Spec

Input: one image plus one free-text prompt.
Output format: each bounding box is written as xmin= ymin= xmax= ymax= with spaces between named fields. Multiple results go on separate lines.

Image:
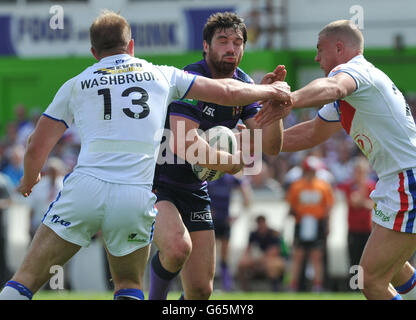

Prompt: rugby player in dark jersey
xmin=149 ymin=12 xmax=289 ymax=300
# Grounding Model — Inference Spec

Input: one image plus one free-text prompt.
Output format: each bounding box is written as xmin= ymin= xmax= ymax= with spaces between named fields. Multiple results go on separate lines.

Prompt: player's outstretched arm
xmin=18 ymin=116 xmax=67 ymax=197
xmin=255 ymin=72 xmax=355 ymax=127
xmin=291 ymin=72 xmax=356 ymax=109
xmin=282 ymin=116 xmax=342 ymax=152
xmin=186 ymin=75 xmax=291 ymax=107
xmin=244 ymin=65 xmax=288 ymax=156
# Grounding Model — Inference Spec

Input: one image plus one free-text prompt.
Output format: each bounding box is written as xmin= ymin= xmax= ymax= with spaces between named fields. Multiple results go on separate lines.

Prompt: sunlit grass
xmin=34 ymin=290 xmax=365 ymax=300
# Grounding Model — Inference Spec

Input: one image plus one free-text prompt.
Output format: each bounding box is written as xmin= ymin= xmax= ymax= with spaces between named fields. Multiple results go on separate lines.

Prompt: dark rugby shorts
xmin=153 ymin=183 xmax=213 ymax=232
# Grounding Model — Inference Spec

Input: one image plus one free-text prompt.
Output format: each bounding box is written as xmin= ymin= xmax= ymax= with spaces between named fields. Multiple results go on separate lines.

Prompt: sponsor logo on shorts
xmin=50 ymin=214 xmax=71 ymax=227
xmin=374 ymin=205 xmax=390 ymax=222
xmin=128 ymin=233 xmax=147 ymax=242
xmin=190 ymin=211 xmax=212 ymax=222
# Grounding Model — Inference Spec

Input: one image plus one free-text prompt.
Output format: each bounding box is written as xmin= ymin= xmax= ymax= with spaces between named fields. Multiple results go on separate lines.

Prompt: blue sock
xmin=148 ymin=251 xmax=180 ymax=300
xmin=395 ymin=270 xmax=416 ymax=295
xmin=114 ymin=288 xmax=144 ymax=300
xmin=392 ymin=293 xmax=403 ymax=300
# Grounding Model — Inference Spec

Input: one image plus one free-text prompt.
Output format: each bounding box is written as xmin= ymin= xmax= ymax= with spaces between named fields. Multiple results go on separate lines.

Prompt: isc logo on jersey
xmin=203 ymin=105 xmax=215 ymax=117
xmin=191 ymin=126 xmax=237 ymax=182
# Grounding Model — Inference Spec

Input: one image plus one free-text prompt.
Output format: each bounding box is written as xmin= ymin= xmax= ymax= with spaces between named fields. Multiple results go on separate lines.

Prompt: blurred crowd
xmin=0 ymin=98 xmax=415 ymax=293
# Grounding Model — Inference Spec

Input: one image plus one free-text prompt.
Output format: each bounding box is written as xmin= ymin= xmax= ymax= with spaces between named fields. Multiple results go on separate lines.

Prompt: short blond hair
xmin=90 ymin=10 xmax=131 ymax=56
xmin=319 ymin=20 xmax=364 ymax=53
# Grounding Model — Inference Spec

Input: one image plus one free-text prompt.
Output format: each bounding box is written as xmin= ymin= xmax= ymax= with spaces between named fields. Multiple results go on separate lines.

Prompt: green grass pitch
xmin=33 ymin=290 xmax=365 ymax=300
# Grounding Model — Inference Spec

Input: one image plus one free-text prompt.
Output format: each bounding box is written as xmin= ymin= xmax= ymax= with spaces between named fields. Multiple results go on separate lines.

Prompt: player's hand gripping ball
xmin=191 ymin=126 xmax=238 ymax=181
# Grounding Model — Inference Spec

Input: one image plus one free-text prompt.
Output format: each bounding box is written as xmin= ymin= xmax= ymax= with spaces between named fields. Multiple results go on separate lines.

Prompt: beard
xmin=208 ymin=48 xmax=239 ymax=76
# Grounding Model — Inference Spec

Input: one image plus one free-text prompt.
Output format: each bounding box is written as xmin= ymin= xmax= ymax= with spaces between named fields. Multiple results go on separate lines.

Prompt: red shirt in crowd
xmin=338 ymin=179 xmax=376 ymax=233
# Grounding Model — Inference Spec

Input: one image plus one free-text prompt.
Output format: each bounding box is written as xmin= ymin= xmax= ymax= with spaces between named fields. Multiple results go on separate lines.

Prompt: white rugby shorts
xmin=371 ymin=168 xmax=416 ymax=233
xmin=42 ymin=172 xmax=157 ymax=256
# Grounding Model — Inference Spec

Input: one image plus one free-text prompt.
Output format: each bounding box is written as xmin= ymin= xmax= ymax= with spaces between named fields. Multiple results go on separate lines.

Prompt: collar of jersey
xmin=99 ymin=54 xmax=132 ymax=63
xmin=348 ymin=54 xmax=364 ymax=64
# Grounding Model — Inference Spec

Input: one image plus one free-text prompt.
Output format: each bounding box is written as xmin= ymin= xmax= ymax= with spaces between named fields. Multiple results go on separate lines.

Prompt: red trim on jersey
xmin=338 ymin=100 xmax=356 ymax=135
xmin=394 ymin=172 xmax=408 ymax=232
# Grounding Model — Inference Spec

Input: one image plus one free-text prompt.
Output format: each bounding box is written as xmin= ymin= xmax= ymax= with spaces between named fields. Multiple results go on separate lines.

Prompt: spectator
xmin=1 ymin=144 xmax=24 ymax=188
xmin=338 ymin=156 xmax=376 ymax=269
xmin=286 ymin=156 xmax=334 ymax=292
xmin=0 ymin=141 xmax=8 ymax=171
xmin=284 ymin=151 xmax=335 ymax=190
xmin=27 ymin=157 xmax=66 ymax=239
xmin=249 ymin=159 xmax=282 ymax=195
xmin=16 ymin=108 xmax=41 ymax=147
xmin=237 ymin=215 xmax=287 ymax=292
xmin=207 ymin=173 xmax=252 ymax=291
xmin=13 ymin=104 xmax=29 ymax=132
xmin=327 ymin=144 xmax=355 ymax=185
xmin=0 ymin=172 xmax=12 ymax=287
xmin=4 ymin=123 xmax=18 ymax=149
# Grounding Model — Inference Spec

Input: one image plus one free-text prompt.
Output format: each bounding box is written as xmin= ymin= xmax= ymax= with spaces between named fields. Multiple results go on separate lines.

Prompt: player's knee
xmin=361 ymin=266 xmax=388 ymax=295
xmin=163 ymin=239 xmax=192 ymax=266
xmin=189 ymin=282 xmax=213 ymax=300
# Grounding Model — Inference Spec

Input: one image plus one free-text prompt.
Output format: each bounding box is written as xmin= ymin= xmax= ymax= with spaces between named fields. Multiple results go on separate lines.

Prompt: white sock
xmin=0 ymin=281 xmax=33 ymax=300
xmin=402 ymin=289 xmax=416 ymax=300
xmin=395 ymin=270 xmax=416 ymax=300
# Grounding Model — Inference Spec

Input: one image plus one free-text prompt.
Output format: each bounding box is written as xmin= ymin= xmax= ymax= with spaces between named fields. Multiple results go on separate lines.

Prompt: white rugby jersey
xmin=318 ymin=55 xmax=416 ymax=179
xmin=44 ymin=54 xmax=196 ymax=184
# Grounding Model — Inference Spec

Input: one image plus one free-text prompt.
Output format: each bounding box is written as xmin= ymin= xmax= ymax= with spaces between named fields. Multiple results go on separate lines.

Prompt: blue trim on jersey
xmin=5 ymin=281 xmax=33 ymax=300
xmin=114 ymin=288 xmax=144 ymax=300
xmin=180 ymin=75 xmax=197 ymax=100
xmin=395 ymin=269 xmax=416 ymax=294
xmin=42 ymin=113 xmax=69 ymax=128
xmin=317 ymin=111 xmax=340 ymax=123
xmin=331 ymin=70 xmax=359 ymax=92
xmin=334 ymin=100 xmax=341 ymax=117
xmin=405 ymin=169 xmax=416 ymax=233
xmin=170 ymin=112 xmax=200 ymax=124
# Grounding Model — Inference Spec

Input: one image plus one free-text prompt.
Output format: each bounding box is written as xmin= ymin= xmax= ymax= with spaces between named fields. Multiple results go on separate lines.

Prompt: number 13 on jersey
xmin=97 ymin=86 xmax=150 ymax=120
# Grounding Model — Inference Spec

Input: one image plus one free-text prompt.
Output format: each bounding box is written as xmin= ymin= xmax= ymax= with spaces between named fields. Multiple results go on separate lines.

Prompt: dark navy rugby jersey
xmin=153 ymin=59 xmax=261 ymax=191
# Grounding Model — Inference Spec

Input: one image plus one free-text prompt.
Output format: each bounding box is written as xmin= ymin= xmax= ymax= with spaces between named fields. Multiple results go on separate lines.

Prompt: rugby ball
xmin=191 ymin=126 xmax=238 ymax=182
